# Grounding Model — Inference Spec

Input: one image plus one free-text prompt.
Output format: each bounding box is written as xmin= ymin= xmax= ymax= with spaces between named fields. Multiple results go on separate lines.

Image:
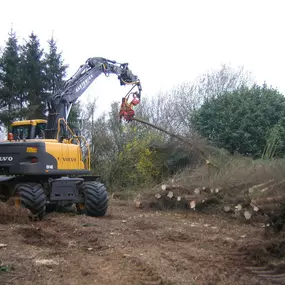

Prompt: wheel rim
xmin=14 ymin=196 xmax=21 ymax=208
xmin=7 ymin=191 xmax=22 ymax=209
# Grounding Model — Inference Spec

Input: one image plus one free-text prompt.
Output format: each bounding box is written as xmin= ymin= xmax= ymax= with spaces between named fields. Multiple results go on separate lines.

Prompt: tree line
xmin=1 ymin=30 xmax=285 ymax=190
xmin=0 ymin=29 xmax=69 ymax=130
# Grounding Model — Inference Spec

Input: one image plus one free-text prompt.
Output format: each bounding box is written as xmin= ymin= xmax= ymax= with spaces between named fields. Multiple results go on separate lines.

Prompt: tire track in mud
xmin=13 ymin=215 xmax=170 ymax=285
xmin=223 ymin=240 xmax=285 ymax=285
xmin=148 ymin=227 xmax=275 ymax=285
xmin=152 ymin=220 xmax=285 ymax=285
xmin=125 ymin=257 xmax=166 ymax=285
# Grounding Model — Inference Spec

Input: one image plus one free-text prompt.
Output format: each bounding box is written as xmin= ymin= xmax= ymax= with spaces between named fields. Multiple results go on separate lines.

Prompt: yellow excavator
xmin=0 ymin=57 xmax=142 ymax=219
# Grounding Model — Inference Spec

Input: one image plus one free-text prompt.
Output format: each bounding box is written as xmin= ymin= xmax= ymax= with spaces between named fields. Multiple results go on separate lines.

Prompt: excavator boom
xmin=45 ymin=57 xmax=142 ymax=139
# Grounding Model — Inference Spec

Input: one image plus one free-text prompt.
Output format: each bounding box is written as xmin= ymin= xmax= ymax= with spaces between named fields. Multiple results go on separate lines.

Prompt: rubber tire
xmin=15 ymin=183 xmax=46 ymax=219
xmin=81 ymin=182 xmax=108 ymax=217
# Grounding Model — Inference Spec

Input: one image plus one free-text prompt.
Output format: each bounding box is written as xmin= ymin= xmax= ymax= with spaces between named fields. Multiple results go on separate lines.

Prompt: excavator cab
xmin=10 ymin=119 xmax=47 ymax=140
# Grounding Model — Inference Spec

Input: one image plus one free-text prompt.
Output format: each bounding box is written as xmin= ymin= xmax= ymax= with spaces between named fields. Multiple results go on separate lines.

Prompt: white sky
xmin=1 ymin=0 xmax=285 ymax=116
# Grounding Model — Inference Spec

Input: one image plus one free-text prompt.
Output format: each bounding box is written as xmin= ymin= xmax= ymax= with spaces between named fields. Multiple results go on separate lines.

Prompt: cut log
xmin=167 ymin=191 xmax=174 ymax=199
xmin=225 ymin=196 xmax=251 ymax=206
xmin=161 ymin=184 xmax=167 ymax=191
xmin=235 ymin=204 xmax=242 ymax=211
xmin=248 ymin=179 xmax=276 ymax=194
xmin=135 ymin=200 xmax=142 ymax=208
xmin=244 ymin=211 xmax=252 ymax=220
xmin=134 ymin=200 xmax=149 ymax=209
xmin=190 ymin=200 xmax=196 ymax=209
xmin=161 ymin=184 xmax=184 ymax=191
xmin=194 ymin=188 xmax=201 ymax=195
xmin=177 ymin=196 xmax=181 ymax=202
xmin=188 ymin=196 xmax=220 ymax=211
xmin=248 ymin=180 xmax=285 ymax=196
xmin=155 ymin=193 xmax=161 ymax=199
xmin=251 ymin=195 xmax=285 ymax=206
xmin=224 ymin=205 xmax=231 ymax=212
xmin=250 ymin=202 xmax=259 ymax=212
xmin=254 ymin=203 xmax=285 ymax=212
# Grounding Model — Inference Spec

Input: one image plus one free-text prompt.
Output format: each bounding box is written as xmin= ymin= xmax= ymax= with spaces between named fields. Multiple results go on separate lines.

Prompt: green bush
xmin=192 ymin=84 xmax=285 ymax=158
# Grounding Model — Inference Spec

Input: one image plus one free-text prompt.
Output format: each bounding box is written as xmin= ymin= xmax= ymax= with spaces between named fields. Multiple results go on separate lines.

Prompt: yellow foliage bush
xmin=110 ymin=134 xmax=164 ymax=189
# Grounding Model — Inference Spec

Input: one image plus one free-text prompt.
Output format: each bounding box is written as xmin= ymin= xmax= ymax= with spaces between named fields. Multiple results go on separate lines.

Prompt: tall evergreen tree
xmin=20 ymin=32 xmax=46 ymax=119
xmin=44 ymin=35 xmax=68 ymax=94
xmin=0 ymin=29 xmax=22 ymax=129
xmin=43 ymin=35 xmax=82 ymax=126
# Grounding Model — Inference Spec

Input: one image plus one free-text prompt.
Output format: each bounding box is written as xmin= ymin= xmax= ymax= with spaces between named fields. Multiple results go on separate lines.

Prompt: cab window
xmin=12 ymin=125 xmax=31 ymax=140
xmin=35 ymin=123 xmax=46 ymax=138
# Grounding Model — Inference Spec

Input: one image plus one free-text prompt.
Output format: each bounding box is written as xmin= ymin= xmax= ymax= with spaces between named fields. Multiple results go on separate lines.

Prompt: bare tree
xmin=195 ymin=63 xmax=254 ymax=100
xmin=151 ymin=63 xmax=256 ymax=134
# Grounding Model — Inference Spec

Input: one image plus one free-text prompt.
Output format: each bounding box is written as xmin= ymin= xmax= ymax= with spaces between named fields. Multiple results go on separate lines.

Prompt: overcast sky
xmin=1 ymin=0 xmax=284 ymax=116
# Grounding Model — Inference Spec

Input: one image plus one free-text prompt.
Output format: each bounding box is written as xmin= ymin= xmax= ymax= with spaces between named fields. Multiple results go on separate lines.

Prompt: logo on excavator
xmin=75 ymin=74 xmax=94 ymax=93
xmin=62 ymin=157 xmax=76 ymax=162
xmin=0 ymin=156 xmax=13 ymax=162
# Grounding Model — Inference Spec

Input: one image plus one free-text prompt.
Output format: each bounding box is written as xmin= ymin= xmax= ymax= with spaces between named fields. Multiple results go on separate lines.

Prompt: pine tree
xmin=43 ymin=35 xmax=82 ymax=127
xmin=20 ymin=32 xmax=47 ymax=119
xmin=0 ymin=29 xmax=22 ymax=130
xmin=44 ymin=35 xmax=68 ymax=94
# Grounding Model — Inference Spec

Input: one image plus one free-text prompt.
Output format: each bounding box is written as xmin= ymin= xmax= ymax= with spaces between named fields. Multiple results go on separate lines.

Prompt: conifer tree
xmin=0 ymin=29 xmax=22 ymax=130
xmin=20 ymin=32 xmax=46 ymax=119
xmin=44 ymin=35 xmax=81 ymax=125
xmin=44 ymin=35 xmax=68 ymax=94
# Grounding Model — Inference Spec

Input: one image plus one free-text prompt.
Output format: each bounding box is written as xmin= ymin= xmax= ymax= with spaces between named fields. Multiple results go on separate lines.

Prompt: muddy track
xmin=0 ymin=200 xmax=284 ymax=285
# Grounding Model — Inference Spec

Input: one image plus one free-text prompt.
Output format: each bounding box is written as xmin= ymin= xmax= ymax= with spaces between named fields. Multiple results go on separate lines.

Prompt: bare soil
xmin=1 ymin=199 xmax=285 ymax=285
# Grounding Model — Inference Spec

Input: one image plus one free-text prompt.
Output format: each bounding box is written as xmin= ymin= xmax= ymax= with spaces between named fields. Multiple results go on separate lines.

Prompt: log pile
xmin=134 ymin=179 xmax=285 ymax=224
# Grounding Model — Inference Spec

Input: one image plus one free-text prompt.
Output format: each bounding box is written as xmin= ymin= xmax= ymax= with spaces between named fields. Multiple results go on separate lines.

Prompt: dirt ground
xmin=1 ymin=199 xmax=285 ymax=285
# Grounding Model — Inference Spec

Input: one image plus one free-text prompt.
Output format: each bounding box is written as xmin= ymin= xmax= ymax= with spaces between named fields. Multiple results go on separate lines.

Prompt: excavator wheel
xmin=15 ymin=183 xmax=46 ymax=220
xmin=77 ymin=181 xmax=108 ymax=217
